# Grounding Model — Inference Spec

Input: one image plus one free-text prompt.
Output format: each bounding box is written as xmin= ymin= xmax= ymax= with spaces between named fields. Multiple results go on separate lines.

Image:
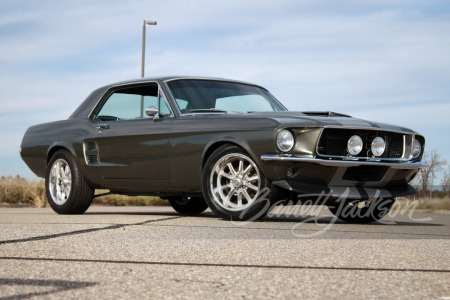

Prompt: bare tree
xmin=441 ymin=165 xmax=450 ymax=192
xmin=415 ymin=150 xmax=447 ymax=193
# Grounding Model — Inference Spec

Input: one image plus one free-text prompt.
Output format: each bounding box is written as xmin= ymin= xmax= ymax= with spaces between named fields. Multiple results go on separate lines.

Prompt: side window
xmin=176 ymin=99 xmax=188 ymax=110
xmin=159 ymin=93 xmax=171 ymax=116
xmin=97 ymin=84 xmax=171 ymax=121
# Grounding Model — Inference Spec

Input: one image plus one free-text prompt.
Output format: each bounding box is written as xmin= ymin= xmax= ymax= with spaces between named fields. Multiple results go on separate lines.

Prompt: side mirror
xmin=145 ymin=106 xmax=159 ymax=117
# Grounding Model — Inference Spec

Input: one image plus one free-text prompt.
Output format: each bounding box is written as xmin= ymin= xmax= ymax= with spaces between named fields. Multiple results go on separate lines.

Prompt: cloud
xmin=0 ymin=0 xmax=449 ymax=177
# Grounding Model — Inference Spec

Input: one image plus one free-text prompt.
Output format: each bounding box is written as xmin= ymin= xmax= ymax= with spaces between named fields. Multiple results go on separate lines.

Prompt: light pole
xmin=141 ymin=20 xmax=157 ymax=78
xmin=140 ymin=20 xmax=157 ymax=117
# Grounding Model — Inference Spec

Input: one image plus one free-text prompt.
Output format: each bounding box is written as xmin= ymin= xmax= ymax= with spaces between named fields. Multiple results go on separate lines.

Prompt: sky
xmin=0 ymin=0 xmax=449 ymax=180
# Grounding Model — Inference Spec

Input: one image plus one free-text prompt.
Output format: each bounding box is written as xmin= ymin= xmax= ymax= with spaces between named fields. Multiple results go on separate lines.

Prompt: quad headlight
xmin=276 ymin=129 xmax=294 ymax=152
xmin=347 ymin=135 xmax=363 ymax=156
xmin=371 ymin=137 xmax=386 ymax=157
xmin=413 ymin=139 xmax=422 ymax=158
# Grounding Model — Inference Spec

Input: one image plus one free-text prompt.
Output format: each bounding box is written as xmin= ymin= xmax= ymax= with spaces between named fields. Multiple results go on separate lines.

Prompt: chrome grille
xmin=317 ymin=128 xmax=406 ymax=159
xmin=389 ymin=136 xmax=403 ymax=158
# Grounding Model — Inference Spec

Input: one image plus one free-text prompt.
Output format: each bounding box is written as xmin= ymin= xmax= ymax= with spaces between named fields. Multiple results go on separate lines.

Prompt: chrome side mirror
xmin=145 ymin=106 xmax=159 ymax=117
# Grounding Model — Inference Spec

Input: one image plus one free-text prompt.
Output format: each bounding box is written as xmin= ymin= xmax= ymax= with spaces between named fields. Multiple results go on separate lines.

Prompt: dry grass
xmin=93 ymin=190 xmax=168 ymax=206
xmin=0 ymin=176 xmax=47 ymax=207
xmin=0 ymin=176 xmax=168 ymax=207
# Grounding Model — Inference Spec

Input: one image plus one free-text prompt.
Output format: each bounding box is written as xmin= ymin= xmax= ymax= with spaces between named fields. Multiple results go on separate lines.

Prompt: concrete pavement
xmin=0 ymin=205 xmax=449 ymax=299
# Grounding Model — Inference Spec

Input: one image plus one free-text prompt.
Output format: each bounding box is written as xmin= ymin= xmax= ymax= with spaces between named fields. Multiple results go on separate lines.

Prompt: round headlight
xmin=347 ymin=135 xmax=363 ymax=156
xmin=413 ymin=139 xmax=422 ymax=158
xmin=276 ymin=130 xmax=294 ymax=152
xmin=371 ymin=137 xmax=386 ymax=157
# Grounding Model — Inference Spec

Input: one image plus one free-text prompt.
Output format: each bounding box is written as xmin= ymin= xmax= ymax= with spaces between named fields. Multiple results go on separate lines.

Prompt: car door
xmin=87 ymin=82 xmax=173 ymax=186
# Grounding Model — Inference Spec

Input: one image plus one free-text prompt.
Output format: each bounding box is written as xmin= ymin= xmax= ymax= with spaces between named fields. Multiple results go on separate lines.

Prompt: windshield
xmin=166 ymin=79 xmax=287 ymax=114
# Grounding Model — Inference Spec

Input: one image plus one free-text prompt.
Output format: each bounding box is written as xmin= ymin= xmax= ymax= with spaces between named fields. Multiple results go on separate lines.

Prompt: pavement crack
xmin=146 ymin=224 xmax=450 ymax=238
xmin=0 ymin=216 xmax=182 ymax=245
xmin=0 ymin=256 xmax=449 ymax=274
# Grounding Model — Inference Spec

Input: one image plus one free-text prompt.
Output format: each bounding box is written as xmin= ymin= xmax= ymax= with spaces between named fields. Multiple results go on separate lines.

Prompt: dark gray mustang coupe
xmin=21 ymin=77 xmax=428 ymax=222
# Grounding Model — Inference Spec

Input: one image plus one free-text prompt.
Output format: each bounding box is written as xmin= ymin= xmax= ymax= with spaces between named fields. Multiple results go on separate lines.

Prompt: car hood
xmin=249 ymin=111 xmax=416 ymax=133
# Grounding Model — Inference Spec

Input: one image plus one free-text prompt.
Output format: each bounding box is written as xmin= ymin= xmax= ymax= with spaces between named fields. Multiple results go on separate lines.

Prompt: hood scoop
xmin=301 ymin=111 xmax=351 ymax=118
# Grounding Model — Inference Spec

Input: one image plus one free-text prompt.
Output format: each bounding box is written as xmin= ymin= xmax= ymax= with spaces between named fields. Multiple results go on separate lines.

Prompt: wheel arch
xmin=47 ymin=144 xmax=76 ymax=164
xmin=201 ymin=138 xmax=262 ymax=172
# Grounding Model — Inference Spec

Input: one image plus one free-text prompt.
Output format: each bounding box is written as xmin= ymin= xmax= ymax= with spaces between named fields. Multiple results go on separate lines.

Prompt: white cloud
xmin=0 ymin=0 xmax=449 ymax=177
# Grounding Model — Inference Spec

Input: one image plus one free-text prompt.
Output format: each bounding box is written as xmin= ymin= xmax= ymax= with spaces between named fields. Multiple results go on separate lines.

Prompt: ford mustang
xmin=20 ymin=77 xmax=428 ymax=222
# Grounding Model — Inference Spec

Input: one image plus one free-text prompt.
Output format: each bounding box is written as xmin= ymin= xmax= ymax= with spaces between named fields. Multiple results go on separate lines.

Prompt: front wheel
xmin=46 ymin=150 xmax=93 ymax=214
xmin=202 ymin=144 xmax=275 ymax=221
xmin=327 ymin=198 xmax=395 ymax=223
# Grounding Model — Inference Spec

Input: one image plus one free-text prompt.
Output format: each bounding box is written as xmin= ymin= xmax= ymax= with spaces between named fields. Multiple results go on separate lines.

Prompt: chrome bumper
xmin=260 ymin=155 xmax=429 ymax=169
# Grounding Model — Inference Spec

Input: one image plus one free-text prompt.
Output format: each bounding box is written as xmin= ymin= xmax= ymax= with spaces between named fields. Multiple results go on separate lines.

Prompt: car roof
xmin=69 ymin=76 xmax=267 ymax=119
xmin=100 ymin=76 xmax=265 ymax=90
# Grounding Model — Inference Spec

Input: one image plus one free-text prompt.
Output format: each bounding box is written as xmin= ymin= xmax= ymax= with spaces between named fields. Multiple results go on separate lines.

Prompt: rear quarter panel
xmin=20 ymin=119 xmax=92 ymax=178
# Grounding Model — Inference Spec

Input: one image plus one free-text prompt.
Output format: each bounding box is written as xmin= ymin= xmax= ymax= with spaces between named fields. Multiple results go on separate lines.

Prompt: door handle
xmin=97 ymin=124 xmax=110 ymax=130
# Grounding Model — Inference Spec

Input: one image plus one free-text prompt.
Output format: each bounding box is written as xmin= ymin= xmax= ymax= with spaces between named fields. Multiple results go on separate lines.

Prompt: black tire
xmin=327 ymin=198 xmax=395 ymax=224
xmin=168 ymin=197 xmax=208 ymax=215
xmin=202 ymin=144 xmax=276 ymax=221
xmin=45 ymin=150 xmax=94 ymax=214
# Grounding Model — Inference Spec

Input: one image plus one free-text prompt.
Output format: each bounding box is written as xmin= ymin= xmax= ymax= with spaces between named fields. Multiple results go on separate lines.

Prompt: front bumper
xmin=272 ymin=180 xmax=417 ymax=199
xmin=260 ymin=154 xmax=429 ymax=199
xmin=260 ymin=155 xmax=429 ymax=169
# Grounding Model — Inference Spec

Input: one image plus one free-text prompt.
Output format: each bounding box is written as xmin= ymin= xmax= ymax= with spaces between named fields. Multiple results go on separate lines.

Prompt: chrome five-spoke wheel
xmin=45 ymin=150 xmax=93 ymax=214
xmin=49 ymin=159 xmax=72 ymax=205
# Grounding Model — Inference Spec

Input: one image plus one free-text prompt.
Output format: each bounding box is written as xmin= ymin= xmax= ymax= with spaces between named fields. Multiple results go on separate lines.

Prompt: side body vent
xmin=83 ymin=141 xmax=100 ymax=165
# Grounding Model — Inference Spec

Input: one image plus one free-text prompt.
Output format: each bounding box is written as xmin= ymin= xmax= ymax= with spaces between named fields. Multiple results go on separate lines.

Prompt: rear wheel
xmin=202 ymin=144 xmax=275 ymax=221
xmin=327 ymin=198 xmax=395 ymax=223
xmin=168 ymin=197 xmax=208 ymax=215
xmin=46 ymin=150 xmax=93 ymax=214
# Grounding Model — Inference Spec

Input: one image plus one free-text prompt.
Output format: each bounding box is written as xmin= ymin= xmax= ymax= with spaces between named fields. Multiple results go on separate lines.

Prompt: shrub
xmin=0 ymin=175 xmax=46 ymax=207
